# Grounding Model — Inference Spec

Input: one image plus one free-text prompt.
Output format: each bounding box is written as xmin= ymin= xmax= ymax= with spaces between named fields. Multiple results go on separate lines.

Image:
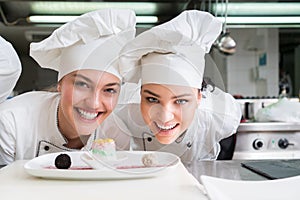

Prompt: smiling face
xmin=57 ymin=69 xmax=121 ymax=140
xmin=140 ymin=84 xmax=201 ymax=144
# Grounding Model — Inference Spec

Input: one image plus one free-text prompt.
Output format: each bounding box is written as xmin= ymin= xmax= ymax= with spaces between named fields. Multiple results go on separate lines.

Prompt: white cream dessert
xmin=91 ymin=138 xmax=116 ymax=160
xmin=142 ymin=153 xmax=158 ymax=167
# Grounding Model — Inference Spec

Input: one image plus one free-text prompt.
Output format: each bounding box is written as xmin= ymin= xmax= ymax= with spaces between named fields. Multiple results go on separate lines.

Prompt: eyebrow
xmin=143 ymin=89 xmax=160 ymax=98
xmin=73 ymin=74 xmax=120 ymax=87
xmin=105 ymin=82 xmax=121 ymax=87
xmin=142 ymin=89 xmax=193 ymax=99
xmin=73 ymin=74 xmax=92 ymax=84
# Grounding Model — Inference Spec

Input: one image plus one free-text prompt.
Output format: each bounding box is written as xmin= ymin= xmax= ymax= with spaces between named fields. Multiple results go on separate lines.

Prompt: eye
xmin=74 ymin=81 xmax=89 ymax=88
xmin=146 ymin=97 xmax=159 ymax=103
xmin=104 ymin=88 xmax=118 ymax=94
xmin=175 ymin=99 xmax=188 ymax=105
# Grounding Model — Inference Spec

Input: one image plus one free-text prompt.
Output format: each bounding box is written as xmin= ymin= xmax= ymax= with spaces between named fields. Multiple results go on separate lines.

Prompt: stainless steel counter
xmin=184 ymin=160 xmax=267 ymax=182
xmin=237 ymin=122 xmax=300 ymax=132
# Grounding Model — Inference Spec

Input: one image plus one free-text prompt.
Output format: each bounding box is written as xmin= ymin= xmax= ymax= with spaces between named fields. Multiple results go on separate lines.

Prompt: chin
xmin=76 ymin=128 xmax=95 ymax=136
xmin=74 ymin=122 xmax=99 ymax=135
xmin=155 ymin=136 xmax=176 ymax=145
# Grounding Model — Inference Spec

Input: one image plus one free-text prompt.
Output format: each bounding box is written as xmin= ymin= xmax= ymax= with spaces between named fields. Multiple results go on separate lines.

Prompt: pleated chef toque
xmin=30 ymin=9 xmax=136 ymax=81
xmin=119 ymin=10 xmax=222 ymax=89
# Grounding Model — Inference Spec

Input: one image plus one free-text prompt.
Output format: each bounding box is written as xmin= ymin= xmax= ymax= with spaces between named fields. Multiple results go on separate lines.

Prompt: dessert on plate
xmin=91 ymin=138 xmax=117 ymax=160
xmin=54 ymin=153 xmax=72 ymax=169
xmin=142 ymin=153 xmax=158 ymax=167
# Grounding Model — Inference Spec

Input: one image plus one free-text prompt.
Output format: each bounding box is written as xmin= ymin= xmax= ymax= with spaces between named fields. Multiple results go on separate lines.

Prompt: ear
xmin=197 ymin=91 xmax=202 ymax=105
xmin=57 ymin=83 xmax=61 ymax=92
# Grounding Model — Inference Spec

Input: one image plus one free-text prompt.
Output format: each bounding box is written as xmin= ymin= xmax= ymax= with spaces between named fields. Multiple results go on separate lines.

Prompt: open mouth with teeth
xmin=152 ymin=121 xmax=181 ymax=144
xmin=155 ymin=122 xmax=179 ymax=132
xmin=76 ymin=108 xmax=103 ymax=120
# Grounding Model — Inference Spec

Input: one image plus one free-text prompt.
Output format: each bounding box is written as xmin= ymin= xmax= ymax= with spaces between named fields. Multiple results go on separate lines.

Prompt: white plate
xmin=80 ymin=152 xmax=128 ymax=169
xmin=24 ymin=151 xmax=179 ymax=180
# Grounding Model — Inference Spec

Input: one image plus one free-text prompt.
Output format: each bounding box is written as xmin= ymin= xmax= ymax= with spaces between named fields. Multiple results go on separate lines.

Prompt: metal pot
xmin=215 ymin=32 xmax=236 ymax=55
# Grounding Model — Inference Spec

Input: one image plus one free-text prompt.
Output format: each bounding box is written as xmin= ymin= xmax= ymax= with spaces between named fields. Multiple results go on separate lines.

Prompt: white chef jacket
xmin=116 ymin=86 xmax=242 ymax=164
xmin=0 ymin=91 xmax=131 ymax=165
xmin=0 ymin=36 xmax=21 ymax=102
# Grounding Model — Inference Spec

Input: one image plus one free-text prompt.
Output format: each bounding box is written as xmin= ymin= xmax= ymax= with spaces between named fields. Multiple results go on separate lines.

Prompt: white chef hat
xmin=30 ymin=8 xmax=136 ymax=81
xmin=119 ymin=10 xmax=222 ymax=89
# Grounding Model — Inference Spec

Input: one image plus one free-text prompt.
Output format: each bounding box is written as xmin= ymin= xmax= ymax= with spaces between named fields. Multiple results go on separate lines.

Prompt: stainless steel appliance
xmin=233 ymin=122 xmax=300 ymax=160
xmin=236 ymin=98 xmax=282 ymax=121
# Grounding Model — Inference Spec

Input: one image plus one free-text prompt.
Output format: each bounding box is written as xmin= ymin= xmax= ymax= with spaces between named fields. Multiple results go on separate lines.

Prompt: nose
xmin=85 ymin=90 xmax=103 ymax=109
xmin=153 ymin=104 xmax=174 ymax=123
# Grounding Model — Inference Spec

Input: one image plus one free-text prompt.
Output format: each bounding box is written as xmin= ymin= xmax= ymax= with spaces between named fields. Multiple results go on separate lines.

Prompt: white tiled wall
xmin=213 ymin=28 xmax=279 ymax=97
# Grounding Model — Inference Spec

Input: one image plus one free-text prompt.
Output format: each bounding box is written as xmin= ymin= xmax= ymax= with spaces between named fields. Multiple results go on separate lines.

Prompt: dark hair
xmin=201 ymin=77 xmax=215 ymax=92
xmin=41 ymin=84 xmax=58 ymax=92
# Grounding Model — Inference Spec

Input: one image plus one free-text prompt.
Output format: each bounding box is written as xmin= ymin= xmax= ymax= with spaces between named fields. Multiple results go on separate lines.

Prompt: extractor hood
xmin=0 ymin=0 xmax=189 ymax=54
xmin=1 ymin=0 xmax=300 ymax=55
xmin=0 ymin=0 xmax=187 ymax=27
xmin=2 ymin=1 xmax=300 ymax=28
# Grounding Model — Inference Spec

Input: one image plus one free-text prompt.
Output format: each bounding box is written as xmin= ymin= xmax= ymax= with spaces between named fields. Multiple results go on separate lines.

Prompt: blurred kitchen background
xmin=1 ymin=0 xmax=300 ymax=160
xmin=0 ymin=0 xmax=299 ymax=99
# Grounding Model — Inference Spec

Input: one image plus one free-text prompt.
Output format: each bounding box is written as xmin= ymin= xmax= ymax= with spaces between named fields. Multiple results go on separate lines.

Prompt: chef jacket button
xmin=147 ymin=137 xmax=152 ymax=142
xmin=187 ymin=142 xmax=192 ymax=148
xmin=44 ymin=145 xmax=50 ymax=151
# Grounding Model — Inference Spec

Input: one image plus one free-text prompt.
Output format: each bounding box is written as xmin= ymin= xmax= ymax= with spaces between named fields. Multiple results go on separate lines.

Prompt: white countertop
xmin=0 ymin=160 xmax=207 ymax=200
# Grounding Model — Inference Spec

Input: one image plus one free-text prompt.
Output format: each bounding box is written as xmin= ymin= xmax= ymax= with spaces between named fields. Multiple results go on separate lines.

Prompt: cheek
xmin=180 ymin=104 xmax=197 ymax=125
xmin=140 ymin=103 xmax=151 ymax=122
xmin=110 ymin=96 xmax=119 ymax=109
xmin=102 ymin=94 xmax=120 ymax=110
xmin=60 ymin=87 xmax=75 ymax=105
xmin=66 ymin=88 xmax=87 ymax=106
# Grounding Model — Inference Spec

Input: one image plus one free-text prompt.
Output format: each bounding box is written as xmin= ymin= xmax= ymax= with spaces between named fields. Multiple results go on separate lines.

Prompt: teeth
xmin=156 ymin=123 xmax=176 ymax=130
xmin=77 ymin=108 xmax=98 ymax=120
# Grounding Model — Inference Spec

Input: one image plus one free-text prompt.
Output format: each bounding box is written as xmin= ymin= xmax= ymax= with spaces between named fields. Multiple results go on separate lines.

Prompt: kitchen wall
xmin=212 ymin=28 xmax=279 ymax=98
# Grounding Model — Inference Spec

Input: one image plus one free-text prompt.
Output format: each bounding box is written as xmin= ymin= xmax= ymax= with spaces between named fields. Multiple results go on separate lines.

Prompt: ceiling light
xmin=213 ymin=2 xmax=300 ymax=16
xmin=217 ymin=16 xmax=300 ymax=28
xmin=27 ymin=15 xmax=158 ymax=24
xmin=30 ymin=1 xmax=158 ymax=15
xmin=217 ymin=16 xmax=300 ymax=24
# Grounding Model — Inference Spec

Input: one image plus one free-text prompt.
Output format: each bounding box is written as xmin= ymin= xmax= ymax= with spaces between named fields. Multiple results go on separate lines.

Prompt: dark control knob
xmin=278 ymin=138 xmax=294 ymax=149
xmin=253 ymin=139 xmax=264 ymax=150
